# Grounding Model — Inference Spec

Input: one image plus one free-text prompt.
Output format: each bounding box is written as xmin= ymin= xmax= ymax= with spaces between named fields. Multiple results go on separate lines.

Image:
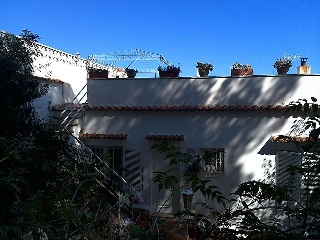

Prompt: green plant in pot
xmin=125 ymin=68 xmax=138 ymax=78
xmin=157 ymin=65 xmax=181 ymax=78
xmin=273 ymin=54 xmax=296 ymax=75
xmin=196 ymin=62 xmax=214 ymax=77
xmin=231 ymin=62 xmax=253 ymax=76
xmin=87 ymin=68 xmax=108 ymax=78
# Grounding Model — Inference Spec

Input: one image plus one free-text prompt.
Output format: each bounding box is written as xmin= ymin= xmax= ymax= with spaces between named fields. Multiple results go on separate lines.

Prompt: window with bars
xmin=201 ymin=148 xmax=225 ymax=177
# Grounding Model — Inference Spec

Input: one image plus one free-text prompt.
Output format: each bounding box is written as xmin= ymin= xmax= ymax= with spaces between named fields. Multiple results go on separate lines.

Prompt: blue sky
xmin=1 ymin=0 xmax=319 ymax=77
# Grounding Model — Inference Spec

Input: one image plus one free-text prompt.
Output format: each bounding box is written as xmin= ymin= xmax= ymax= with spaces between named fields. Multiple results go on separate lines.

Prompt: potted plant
xmin=231 ymin=62 xmax=253 ymax=76
xmin=273 ymin=55 xmax=295 ymax=75
xmin=125 ymin=68 xmax=138 ymax=78
xmin=87 ymin=68 xmax=108 ymax=78
xmin=157 ymin=65 xmax=181 ymax=78
xmin=196 ymin=62 xmax=214 ymax=77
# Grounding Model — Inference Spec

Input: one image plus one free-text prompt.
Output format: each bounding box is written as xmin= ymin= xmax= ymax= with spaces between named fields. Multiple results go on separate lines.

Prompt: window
xmin=107 ymin=147 xmax=123 ymax=178
xmin=91 ymin=147 xmax=104 ymax=160
xmin=201 ymin=148 xmax=225 ymax=178
xmin=89 ymin=146 xmax=142 ymax=190
xmin=276 ymin=151 xmax=320 ymax=205
xmin=90 ymin=146 xmax=123 ymax=181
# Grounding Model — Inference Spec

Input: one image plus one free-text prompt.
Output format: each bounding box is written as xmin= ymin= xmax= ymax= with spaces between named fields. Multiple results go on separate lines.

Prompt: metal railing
xmin=60 ymin=84 xmax=87 ymax=130
xmin=58 ymin=85 xmax=139 ymax=239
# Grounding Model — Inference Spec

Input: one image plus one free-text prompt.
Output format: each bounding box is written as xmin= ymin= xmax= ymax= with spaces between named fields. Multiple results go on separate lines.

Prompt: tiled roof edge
xmin=145 ymin=134 xmax=184 ymax=141
xmin=271 ymin=135 xmax=315 ymax=143
xmin=32 ymin=76 xmax=64 ymax=84
xmin=86 ymin=104 xmax=288 ymax=112
xmin=79 ymin=133 xmax=128 ymax=140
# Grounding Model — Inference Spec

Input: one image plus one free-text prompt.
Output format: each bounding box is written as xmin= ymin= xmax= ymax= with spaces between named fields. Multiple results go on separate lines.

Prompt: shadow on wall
xmin=85 ymin=75 xmax=306 ymax=216
xmin=84 ymin=111 xmax=294 ymax=202
xmin=91 ymin=75 xmax=302 ymax=106
xmin=63 ymin=82 xmax=77 ymax=103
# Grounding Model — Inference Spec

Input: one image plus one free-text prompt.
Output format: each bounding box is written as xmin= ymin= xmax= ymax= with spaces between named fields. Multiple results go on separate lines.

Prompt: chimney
xmin=297 ymin=57 xmax=311 ymax=74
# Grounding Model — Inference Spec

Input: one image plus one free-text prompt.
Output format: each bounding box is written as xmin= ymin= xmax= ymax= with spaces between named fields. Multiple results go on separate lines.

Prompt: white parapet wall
xmin=87 ymin=75 xmax=320 ymax=106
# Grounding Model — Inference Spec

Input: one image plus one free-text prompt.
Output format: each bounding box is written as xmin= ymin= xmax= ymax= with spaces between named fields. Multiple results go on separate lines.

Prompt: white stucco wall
xmin=81 ymin=109 xmax=294 ymax=212
xmin=31 ymin=43 xmax=89 ymax=119
xmin=87 ymin=75 xmax=320 ymax=106
xmin=33 ymin=82 xmax=63 ymax=119
xmin=81 ymin=74 xmax=320 ymax=214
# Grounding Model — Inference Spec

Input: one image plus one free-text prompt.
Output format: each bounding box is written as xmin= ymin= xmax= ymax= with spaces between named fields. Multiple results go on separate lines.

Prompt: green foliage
xmin=157 ymin=65 xmax=181 ymax=73
xmin=0 ymin=30 xmax=48 ymax=137
xmin=232 ymin=62 xmax=252 ymax=70
xmin=0 ymin=30 xmax=127 ymax=239
xmin=273 ymin=53 xmax=296 ymax=70
xmin=153 ymin=170 xmax=179 ymax=191
xmin=196 ymin=62 xmax=214 ymax=72
xmin=152 ymin=142 xmax=227 ymax=205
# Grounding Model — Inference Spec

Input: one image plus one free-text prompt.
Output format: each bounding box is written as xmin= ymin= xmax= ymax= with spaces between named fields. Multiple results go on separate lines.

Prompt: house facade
xmin=78 ymin=74 xmax=320 ymax=214
xmin=20 ymin=33 xmax=317 ymax=216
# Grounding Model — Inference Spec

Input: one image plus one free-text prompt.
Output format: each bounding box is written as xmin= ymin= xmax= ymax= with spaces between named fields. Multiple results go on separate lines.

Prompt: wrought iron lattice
xmin=88 ymin=49 xmax=172 ymax=76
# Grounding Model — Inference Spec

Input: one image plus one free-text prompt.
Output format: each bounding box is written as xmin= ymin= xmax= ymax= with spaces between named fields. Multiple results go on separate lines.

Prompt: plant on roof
xmin=196 ymin=62 xmax=214 ymax=71
xmin=232 ymin=62 xmax=252 ymax=70
xmin=157 ymin=65 xmax=181 ymax=73
xmin=196 ymin=62 xmax=214 ymax=77
xmin=157 ymin=64 xmax=181 ymax=78
xmin=231 ymin=62 xmax=253 ymax=76
xmin=125 ymin=68 xmax=138 ymax=73
xmin=125 ymin=68 xmax=138 ymax=78
xmin=273 ymin=53 xmax=297 ymax=75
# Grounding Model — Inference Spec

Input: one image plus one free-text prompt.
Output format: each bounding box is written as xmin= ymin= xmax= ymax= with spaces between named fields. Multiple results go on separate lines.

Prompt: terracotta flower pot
xmin=276 ymin=67 xmax=290 ymax=75
xmin=125 ymin=69 xmax=137 ymax=78
xmin=159 ymin=71 xmax=179 ymax=78
xmin=231 ymin=68 xmax=253 ymax=76
xmin=88 ymin=69 xmax=108 ymax=79
xmin=198 ymin=69 xmax=209 ymax=77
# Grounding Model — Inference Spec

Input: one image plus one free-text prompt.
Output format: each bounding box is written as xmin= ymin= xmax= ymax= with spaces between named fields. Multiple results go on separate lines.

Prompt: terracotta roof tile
xmin=86 ymin=105 xmax=288 ymax=112
xmin=79 ymin=133 xmax=128 ymax=140
xmin=145 ymin=134 xmax=184 ymax=141
xmin=271 ymin=135 xmax=313 ymax=143
xmin=32 ymin=76 xmax=64 ymax=84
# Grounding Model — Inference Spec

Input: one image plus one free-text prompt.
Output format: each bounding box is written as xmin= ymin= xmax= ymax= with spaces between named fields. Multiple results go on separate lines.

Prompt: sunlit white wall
xmin=32 ymin=43 xmax=88 ymax=119
xmin=83 ymin=74 xmax=320 ymax=212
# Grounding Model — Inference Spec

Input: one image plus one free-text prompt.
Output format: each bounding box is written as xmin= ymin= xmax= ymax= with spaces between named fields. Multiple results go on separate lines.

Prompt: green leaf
xmin=312 ymin=104 xmax=319 ymax=114
xmin=304 ymin=102 xmax=309 ymax=113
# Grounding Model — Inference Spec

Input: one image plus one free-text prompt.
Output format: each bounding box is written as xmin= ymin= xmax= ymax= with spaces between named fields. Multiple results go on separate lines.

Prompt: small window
xmin=89 ymin=146 xmax=123 ymax=182
xmin=88 ymin=146 xmax=143 ymax=190
xmin=91 ymin=147 xmax=104 ymax=160
xmin=107 ymin=147 xmax=123 ymax=177
xmin=201 ymin=148 xmax=225 ymax=177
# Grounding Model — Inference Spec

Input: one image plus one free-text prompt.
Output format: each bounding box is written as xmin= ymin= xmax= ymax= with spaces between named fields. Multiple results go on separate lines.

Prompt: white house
xmin=18 ymin=33 xmax=317 ymax=216
xmin=77 ymin=73 xmax=320 ymax=215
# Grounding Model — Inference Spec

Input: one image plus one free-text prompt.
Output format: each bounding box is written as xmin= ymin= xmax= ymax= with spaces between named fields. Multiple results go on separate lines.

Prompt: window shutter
xmin=276 ymin=151 xmax=301 ymax=201
xmin=124 ymin=149 xmax=142 ymax=190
